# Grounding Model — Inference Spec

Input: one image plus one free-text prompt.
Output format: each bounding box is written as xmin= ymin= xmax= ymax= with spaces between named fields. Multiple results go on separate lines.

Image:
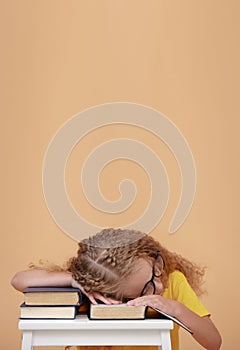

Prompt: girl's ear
xmin=154 ymin=265 xmax=162 ymax=277
xmin=155 ymin=257 xmax=165 ymax=276
xmin=155 ymin=251 xmax=165 ymax=275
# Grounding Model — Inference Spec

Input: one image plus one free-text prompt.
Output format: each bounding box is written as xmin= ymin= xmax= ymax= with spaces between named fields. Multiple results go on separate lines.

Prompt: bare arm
xmin=174 ymin=301 xmax=222 ymax=350
xmin=128 ymin=295 xmax=222 ymax=350
xmin=11 ymin=269 xmax=73 ymax=292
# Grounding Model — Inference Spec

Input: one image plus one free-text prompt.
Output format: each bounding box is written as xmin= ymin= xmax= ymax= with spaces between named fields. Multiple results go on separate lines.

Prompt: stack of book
xmin=19 ymin=288 xmax=191 ymax=333
xmin=20 ymin=287 xmax=82 ymax=320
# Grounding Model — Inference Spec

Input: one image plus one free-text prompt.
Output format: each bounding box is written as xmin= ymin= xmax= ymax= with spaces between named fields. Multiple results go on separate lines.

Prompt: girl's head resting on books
xmin=67 ymin=228 xmax=205 ymax=301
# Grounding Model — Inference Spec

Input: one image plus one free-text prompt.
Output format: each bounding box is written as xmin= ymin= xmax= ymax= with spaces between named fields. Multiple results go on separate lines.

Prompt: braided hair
xmin=67 ymin=228 xmax=205 ymax=299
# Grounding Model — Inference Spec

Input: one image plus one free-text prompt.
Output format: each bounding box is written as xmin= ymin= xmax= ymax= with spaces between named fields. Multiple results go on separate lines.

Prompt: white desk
xmin=19 ymin=315 xmax=173 ymax=350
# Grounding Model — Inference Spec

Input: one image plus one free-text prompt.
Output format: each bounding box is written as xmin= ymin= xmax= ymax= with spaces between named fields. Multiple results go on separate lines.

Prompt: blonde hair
xmin=67 ymin=228 xmax=205 ymax=297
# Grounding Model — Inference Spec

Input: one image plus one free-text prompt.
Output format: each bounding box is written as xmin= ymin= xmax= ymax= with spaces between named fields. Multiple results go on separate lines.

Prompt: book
xmin=90 ymin=303 xmax=146 ymax=320
xmin=23 ymin=287 xmax=81 ymax=305
xmin=89 ymin=303 xmax=192 ymax=334
xmin=20 ymin=303 xmax=79 ymax=319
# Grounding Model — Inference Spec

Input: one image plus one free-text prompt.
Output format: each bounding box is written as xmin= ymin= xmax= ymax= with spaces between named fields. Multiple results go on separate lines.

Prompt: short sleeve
xmin=163 ymin=271 xmax=210 ymax=317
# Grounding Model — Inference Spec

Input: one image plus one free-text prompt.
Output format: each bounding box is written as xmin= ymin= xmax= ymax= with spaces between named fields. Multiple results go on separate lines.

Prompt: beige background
xmin=1 ymin=1 xmax=239 ymax=349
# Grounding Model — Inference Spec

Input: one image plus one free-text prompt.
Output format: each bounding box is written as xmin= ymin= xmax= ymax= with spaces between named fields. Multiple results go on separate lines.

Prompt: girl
xmin=11 ymin=228 xmax=222 ymax=350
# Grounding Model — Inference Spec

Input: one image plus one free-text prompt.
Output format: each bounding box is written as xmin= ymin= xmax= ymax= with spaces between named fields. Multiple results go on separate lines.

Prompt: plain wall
xmin=1 ymin=1 xmax=239 ymax=349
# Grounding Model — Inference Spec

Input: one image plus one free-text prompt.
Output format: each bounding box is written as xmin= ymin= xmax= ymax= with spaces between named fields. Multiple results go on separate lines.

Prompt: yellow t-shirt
xmin=162 ymin=270 xmax=210 ymax=350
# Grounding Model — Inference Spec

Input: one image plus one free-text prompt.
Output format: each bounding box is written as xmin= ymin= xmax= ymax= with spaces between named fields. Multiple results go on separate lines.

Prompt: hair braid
xmin=67 ymin=228 xmax=206 ymax=298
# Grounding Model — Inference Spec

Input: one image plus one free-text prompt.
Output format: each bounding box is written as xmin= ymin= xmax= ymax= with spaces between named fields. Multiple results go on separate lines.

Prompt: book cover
xmin=23 ymin=287 xmax=81 ymax=293
xmin=148 ymin=306 xmax=193 ymax=334
xmin=23 ymin=287 xmax=82 ymax=306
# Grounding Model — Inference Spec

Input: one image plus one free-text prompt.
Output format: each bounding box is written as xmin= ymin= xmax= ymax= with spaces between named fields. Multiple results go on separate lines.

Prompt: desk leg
xmin=160 ymin=330 xmax=172 ymax=350
xmin=22 ymin=331 xmax=33 ymax=350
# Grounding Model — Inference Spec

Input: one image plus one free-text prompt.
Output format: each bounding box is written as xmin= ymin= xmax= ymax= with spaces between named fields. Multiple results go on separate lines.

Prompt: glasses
xmin=140 ymin=251 xmax=165 ymax=297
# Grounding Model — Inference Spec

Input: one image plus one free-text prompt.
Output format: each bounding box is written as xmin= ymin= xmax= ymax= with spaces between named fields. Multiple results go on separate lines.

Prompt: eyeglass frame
xmin=140 ymin=250 xmax=165 ymax=297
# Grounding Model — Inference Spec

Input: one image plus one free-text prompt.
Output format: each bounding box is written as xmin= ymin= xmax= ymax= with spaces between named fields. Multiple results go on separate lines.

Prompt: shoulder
xmin=168 ymin=270 xmax=187 ymax=285
xmin=164 ymin=271 xmax=210 ymax=317
xmin=163 ymin=270 xmax=191 ymax=300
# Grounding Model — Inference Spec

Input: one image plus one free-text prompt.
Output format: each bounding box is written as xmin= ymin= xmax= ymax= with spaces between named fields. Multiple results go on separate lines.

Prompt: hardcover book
xmin=89 ymin=303 xmax=192 ymax=333
xmin=23 ymin=287 xmax=81 ymax=305
xmin=90 ymin=303 xmax=145 ymax=320
xmin=20 ymin=303 xmax=79 ymax=319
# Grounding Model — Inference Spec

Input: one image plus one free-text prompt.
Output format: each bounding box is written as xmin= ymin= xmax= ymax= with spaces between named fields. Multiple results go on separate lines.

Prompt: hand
xmin=71 ymin=279 xmax=121 ymax=305
xmin=127 ymin=295 xmax=180 ymax=318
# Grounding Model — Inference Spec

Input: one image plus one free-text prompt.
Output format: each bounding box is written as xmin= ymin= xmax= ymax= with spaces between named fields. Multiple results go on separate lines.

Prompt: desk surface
xmin=19 ymin=314 xmax=174 ymax=330
xmin=19 ymin=315 xmax=173 ymax=349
